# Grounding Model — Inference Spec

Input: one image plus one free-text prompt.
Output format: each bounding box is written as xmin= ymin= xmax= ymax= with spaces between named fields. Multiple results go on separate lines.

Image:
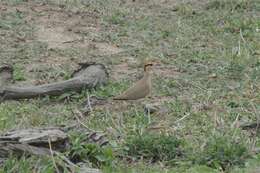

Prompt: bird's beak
xmin=152 ymin=62 xmax=161 ymax=68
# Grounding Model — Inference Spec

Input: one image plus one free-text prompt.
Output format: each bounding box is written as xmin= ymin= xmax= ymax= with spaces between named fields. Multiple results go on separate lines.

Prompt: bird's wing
xmin=113 ymin=78 xmax=149 ymax=100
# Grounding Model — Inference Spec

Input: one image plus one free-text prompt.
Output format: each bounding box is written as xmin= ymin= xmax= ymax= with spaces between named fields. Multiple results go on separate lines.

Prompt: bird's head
xmin=144 ymin=60 xmax=160 ymax=72
xmin=144 ymin=62 xmax=154 ymax=72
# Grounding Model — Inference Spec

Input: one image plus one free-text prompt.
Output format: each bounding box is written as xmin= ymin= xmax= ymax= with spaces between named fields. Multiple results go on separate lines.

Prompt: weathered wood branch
xmin=240 ymin=122 xmax=260 ymax=130
xmin=0 ymin=63 xmax=108 ymax=100
xmin=0 ymin=126 xmax=105 ymax=173
xmin=0 ymin=143 xmax=51 ymax=157
xmin=0 ymin=127 xmax=68 ymax=157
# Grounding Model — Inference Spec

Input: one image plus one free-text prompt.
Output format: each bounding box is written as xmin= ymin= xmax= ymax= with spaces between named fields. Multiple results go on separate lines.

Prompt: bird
xmin=113 ymin=61 xmax=154 ymax=100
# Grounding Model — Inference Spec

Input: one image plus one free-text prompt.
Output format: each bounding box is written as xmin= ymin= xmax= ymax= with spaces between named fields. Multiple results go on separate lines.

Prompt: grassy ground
xmin=0 ymin=0 xmax=259 ymax=172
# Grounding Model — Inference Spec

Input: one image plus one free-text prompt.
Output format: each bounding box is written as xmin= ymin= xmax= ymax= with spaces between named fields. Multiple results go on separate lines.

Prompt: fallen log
xmin=0 ymin=127 xmax=68 ymax=157
xmin=0 ymin=63 xmax=108 ymax=100
xmin=0 ymin=143 xmax=51 ymax=157
xmin=240 ymin=122 xmax=260 ymax=130
xmin=0 ymin=126 xmax=106 ymax=173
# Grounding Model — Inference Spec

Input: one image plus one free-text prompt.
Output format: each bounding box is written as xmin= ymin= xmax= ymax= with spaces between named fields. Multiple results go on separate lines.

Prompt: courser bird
xmin=113 ymin=62 xmax=154 ymax=100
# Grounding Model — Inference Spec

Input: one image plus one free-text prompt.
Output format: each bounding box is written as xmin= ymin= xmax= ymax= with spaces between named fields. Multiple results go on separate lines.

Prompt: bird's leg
xmin=147 ymin=96 xmax=153 ymax=99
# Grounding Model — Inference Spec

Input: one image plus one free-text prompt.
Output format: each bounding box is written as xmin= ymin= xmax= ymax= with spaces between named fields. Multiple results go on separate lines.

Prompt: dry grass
xmin=0 ymin=0 xmax=259 ymax=172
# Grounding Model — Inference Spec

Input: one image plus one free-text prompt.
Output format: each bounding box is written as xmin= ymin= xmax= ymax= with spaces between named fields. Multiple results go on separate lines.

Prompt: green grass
xmin=13 ymin=64 xmax=26 ymax=81
xmin=0 ymin=156 xmax=55 ymax=173
xmin=124 ymin=133 xmax=183 ymax=164
xmin=69 ymin=132 xmax=115 ymax=168
xmin=0 ymin=0 xmax=259 ymax=172
xmin=193 ymin=132 xmax=250 ymax=171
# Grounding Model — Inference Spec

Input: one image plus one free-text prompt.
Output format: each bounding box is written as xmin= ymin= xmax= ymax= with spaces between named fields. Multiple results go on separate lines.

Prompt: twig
xmin=213 ymin=110 xmax=219 ymax=131
xmin=71 ymin=109 xmax=94 ymax=132
xmin=231 ymin=114 xmax=240 ymax=128
xmin=231 ymin=114 xmax=240 ymax=139
xmin=147 ymin=108 xmax=151 ymax=124
xmin=240 ymin=29 xmax=246 ymax=44
xmin=174 ymin=113 xmax=190 ymax=124
xmin=238 ymin=40 xmax=241 ymax=56
xmin=239 ymin=28 xmax=254 ymax=53
xmin=87 ymin=92 xmax=93 ymax=112
xmin=106 ymin=108 xmax=123 ymax=135
xmin=62 ymin=39 xmax=79 ymax=44
xmin=251 ymin=102 xmax=259 ymax=151
xmin=48 ymin=138 xmax=60 ymax=173
xmin=53 ymin=151 xmax=101 ymax=173
xmin=186 ymin=80 xmax=207 ymax=91
xmin=53 ymin=151 xmax=78 ymax=173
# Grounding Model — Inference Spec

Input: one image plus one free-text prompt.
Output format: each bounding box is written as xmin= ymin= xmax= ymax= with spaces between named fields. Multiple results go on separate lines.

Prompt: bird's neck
xmin=144 ymin=70 xmax=152 ymax=92
xmin=144 ymin=70 xmax=151 ymax=82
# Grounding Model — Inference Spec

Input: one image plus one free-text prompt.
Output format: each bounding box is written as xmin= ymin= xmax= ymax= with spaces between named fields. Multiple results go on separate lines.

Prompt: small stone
xmin=209 ymin=73 xmax=217 ymax=78
xmin=144 ymin=103 xmax=169 ymax=115
xmin=144 ymin=104 xmax=159 ymax=114
xmin=0 ymin=64 xmax=14 ymax=87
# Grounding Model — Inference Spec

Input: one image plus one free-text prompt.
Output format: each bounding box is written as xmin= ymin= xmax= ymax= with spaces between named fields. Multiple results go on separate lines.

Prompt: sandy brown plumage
xmin=113 ymin=62 xmax=153 ymax=100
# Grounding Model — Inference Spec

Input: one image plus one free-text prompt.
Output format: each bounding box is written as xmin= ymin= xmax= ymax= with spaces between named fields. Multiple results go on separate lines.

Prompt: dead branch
xmin=0 ymin=126 xmax=105 ymax=173
xmin=0 ymin=63 xmax=108 ymax=100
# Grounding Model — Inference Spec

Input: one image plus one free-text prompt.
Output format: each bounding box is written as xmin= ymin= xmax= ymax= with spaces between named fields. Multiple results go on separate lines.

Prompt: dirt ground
xmin=0 ymin=0 xmax=259 ymax=172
